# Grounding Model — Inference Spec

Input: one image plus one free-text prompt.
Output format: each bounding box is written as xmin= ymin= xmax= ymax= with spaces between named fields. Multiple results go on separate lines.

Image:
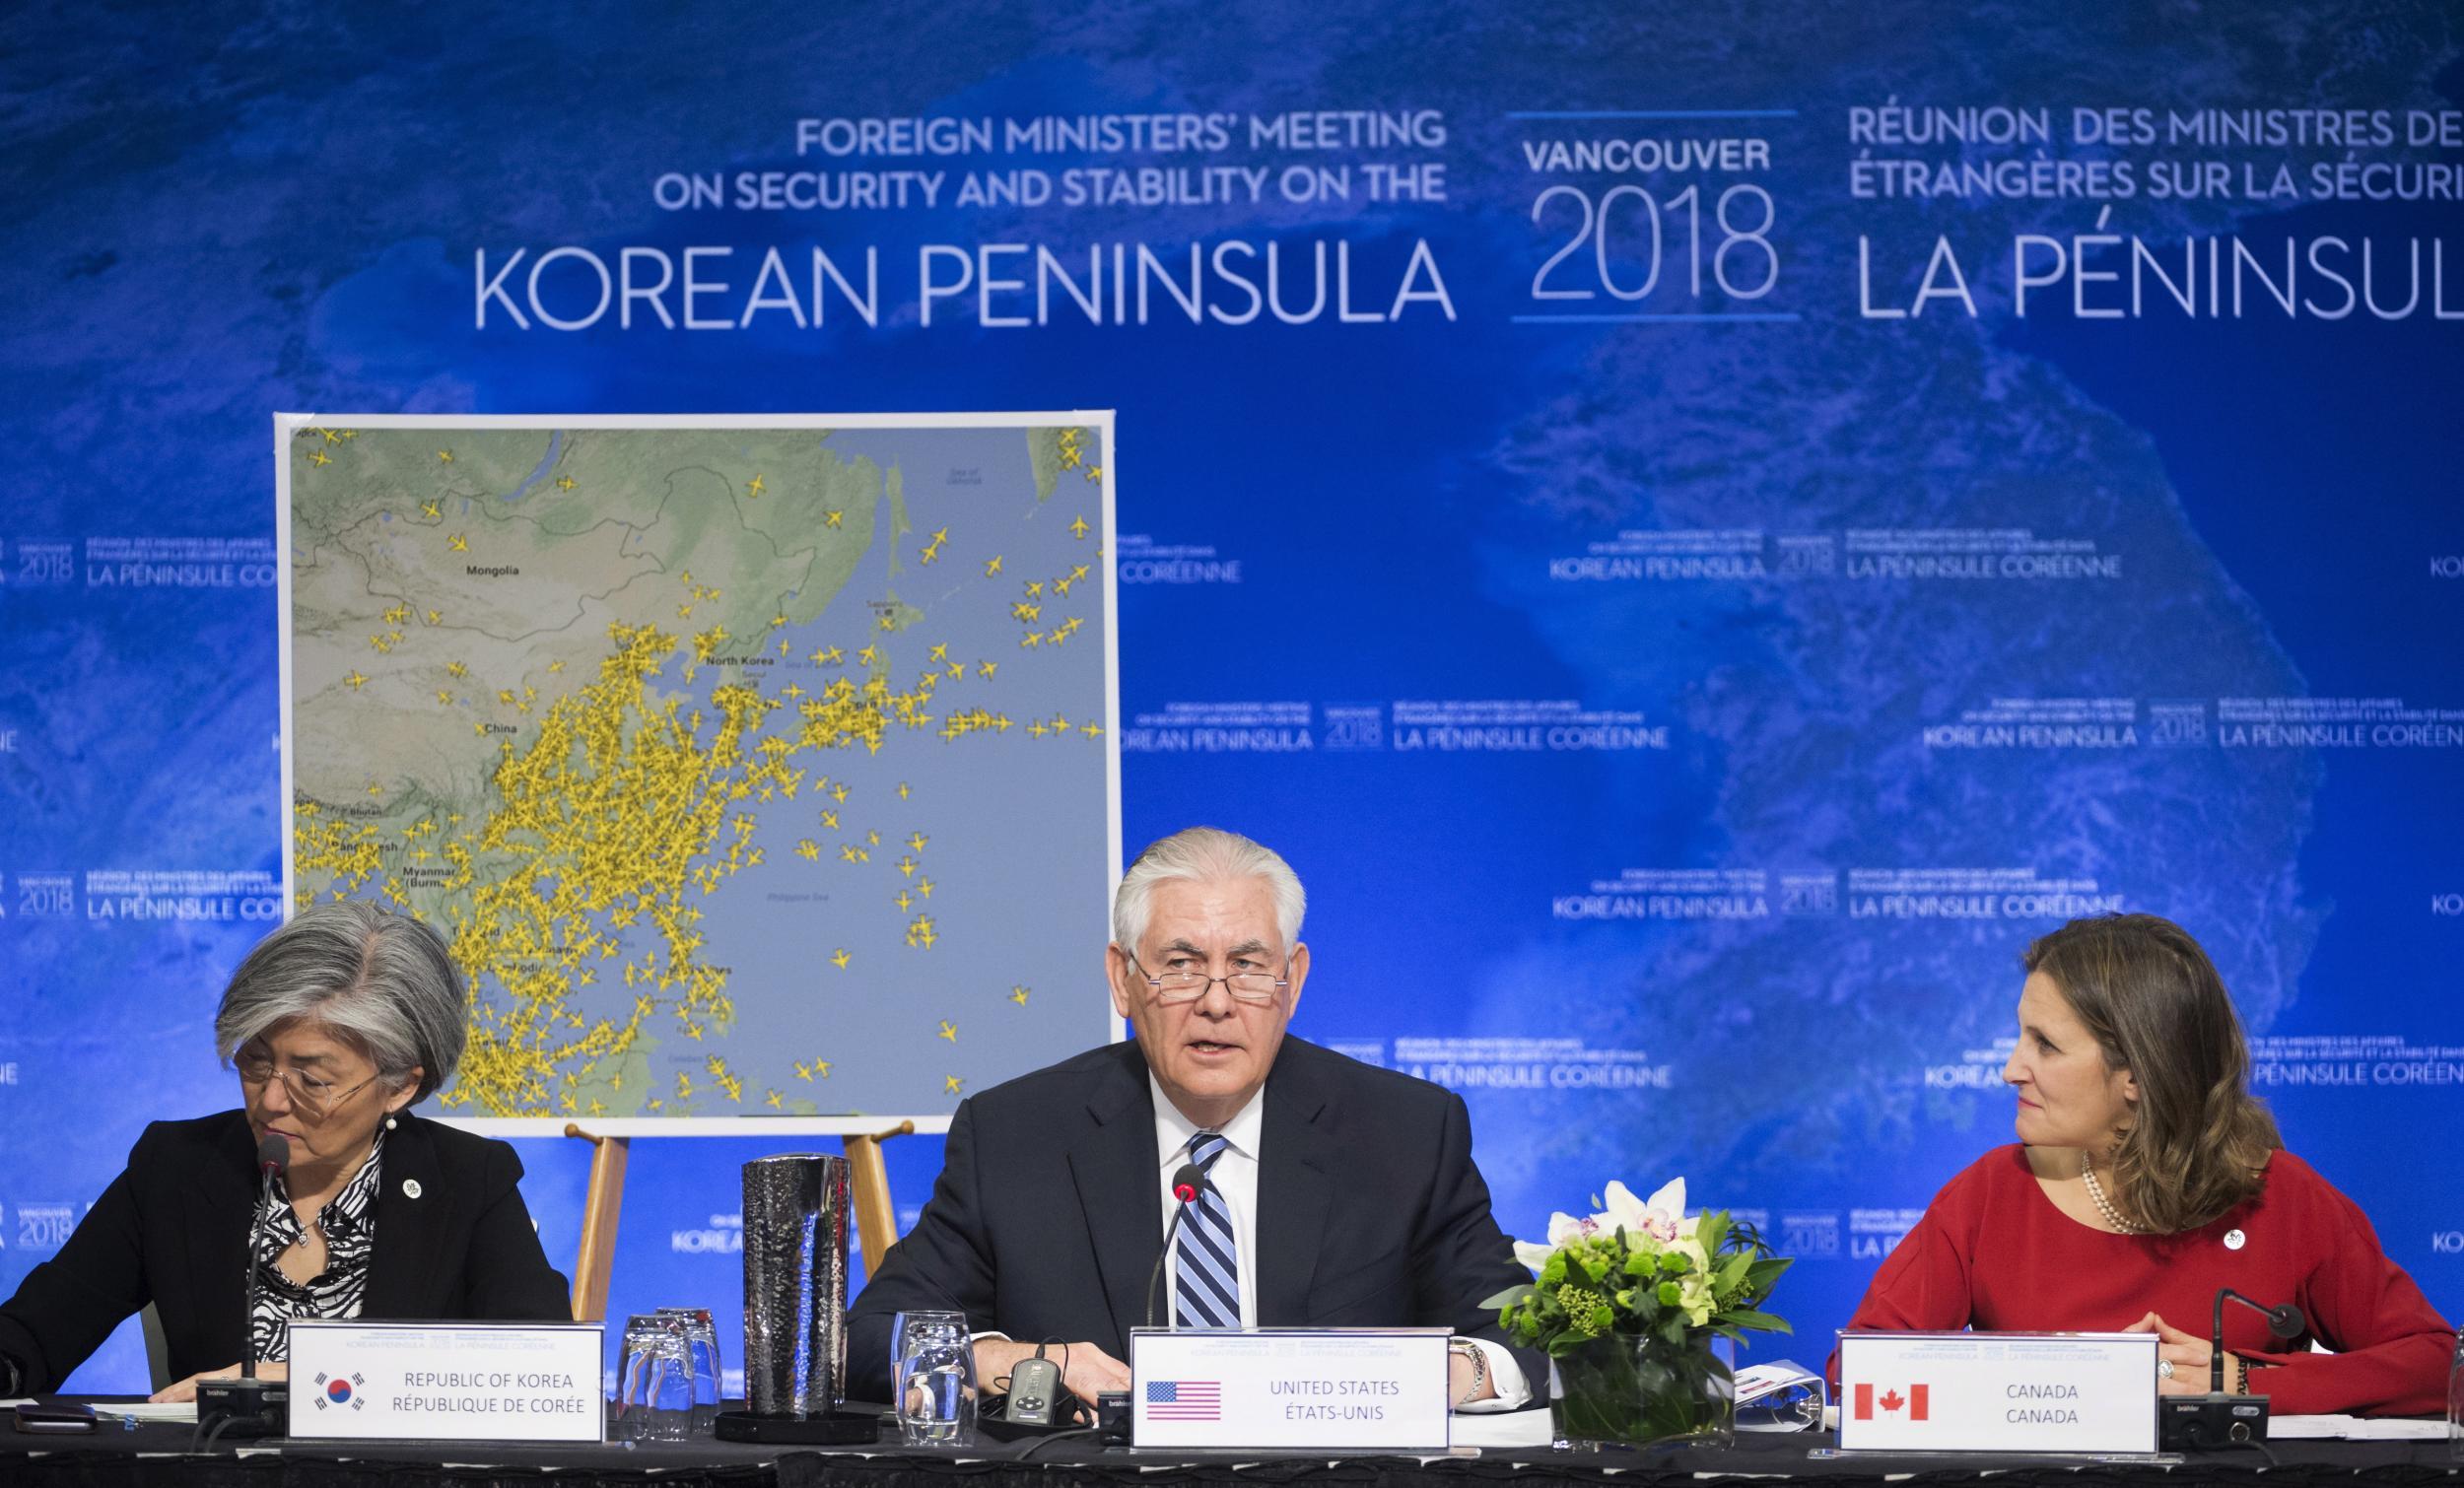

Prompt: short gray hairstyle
xmin=214 ymin=901 xmax=467 ymax=1102
xmin=1112 ymin=826 xmax=1307 ymax=954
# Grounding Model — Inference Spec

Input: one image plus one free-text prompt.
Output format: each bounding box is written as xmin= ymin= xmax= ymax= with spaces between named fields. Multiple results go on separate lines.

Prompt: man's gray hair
xmin=214 ymin=901 xmax=467 ymax=1102
xmin=1112 ymin=826 xmax=1307 ymax=954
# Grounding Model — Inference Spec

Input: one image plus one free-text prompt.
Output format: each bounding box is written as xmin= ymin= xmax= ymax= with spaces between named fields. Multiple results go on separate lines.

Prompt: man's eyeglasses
xmin=235 ymin=1048 xmax=380 ymax=1119
xmin=1125 ymin=951 xmax=1289 ymax=1005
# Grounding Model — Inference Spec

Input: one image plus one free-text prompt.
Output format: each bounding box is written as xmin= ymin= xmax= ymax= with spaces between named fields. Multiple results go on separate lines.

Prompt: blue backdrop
xmin=4 ymin=0 xmax=2461 ymax=1393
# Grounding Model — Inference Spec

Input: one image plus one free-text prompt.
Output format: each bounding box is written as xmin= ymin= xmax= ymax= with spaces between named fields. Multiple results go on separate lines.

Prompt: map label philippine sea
xmin=279 ymin=415 xmax=1119 ymax=1124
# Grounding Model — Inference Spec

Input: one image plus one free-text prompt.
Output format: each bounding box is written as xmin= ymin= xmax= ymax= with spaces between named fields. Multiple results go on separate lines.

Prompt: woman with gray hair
xmin=0 ymin=903 xmax=570 ymax=1401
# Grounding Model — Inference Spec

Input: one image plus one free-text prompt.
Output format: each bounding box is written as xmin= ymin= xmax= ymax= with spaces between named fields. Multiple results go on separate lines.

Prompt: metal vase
xmin=740 ymin=1152 xmax=853 ymax=1418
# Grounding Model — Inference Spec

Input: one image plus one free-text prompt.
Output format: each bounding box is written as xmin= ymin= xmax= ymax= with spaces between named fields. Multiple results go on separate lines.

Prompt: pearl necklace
xmin=2079 ymin=1152 xmax=2145 ymax=1234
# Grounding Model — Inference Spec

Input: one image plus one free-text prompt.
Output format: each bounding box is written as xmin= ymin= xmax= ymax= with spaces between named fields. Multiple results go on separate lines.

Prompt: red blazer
xmin=1835 ymin=1144 xmax=2451 ymax=1416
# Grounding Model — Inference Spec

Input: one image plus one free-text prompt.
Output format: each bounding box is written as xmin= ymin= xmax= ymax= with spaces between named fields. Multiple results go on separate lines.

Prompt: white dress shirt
xmin=1147 ymin=1075 xmax=1530 ymax=1413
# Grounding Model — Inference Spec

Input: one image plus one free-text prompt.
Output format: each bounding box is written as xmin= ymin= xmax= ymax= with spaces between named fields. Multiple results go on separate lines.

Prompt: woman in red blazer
xmin=1837 ymin=913 xmax=2450 ymax=1416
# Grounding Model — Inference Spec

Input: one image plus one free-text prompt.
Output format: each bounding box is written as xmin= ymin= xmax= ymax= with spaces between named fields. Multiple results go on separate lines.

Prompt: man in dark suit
xmin=848 ymin=827 xmax=1538 ymax=1411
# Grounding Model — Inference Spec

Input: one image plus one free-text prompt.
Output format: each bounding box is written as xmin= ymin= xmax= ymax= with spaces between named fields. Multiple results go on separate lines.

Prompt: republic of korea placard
xmin=1129 ymin=1327 xmax=1450 ymax=1449
xmin=1836 ymin=1330 xmax=2158 ymax=1454
xmin=289 ymin=1320 xmax=605 ymax=1442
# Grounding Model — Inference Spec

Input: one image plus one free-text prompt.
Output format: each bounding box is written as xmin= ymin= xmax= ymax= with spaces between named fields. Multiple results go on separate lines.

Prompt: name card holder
xmin=288 ymin=1319 xmax=606 ymax=1443
xmin=1835 ymin=1329 xmax=2157 ymax=1454
xmin=1129 ymin=1326 xmax=1450 ymax=1450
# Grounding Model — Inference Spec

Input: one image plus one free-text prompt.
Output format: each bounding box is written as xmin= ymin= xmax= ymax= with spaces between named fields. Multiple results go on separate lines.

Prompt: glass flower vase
xmin=1550 ymin=1329 xmax=1736 ymax=1450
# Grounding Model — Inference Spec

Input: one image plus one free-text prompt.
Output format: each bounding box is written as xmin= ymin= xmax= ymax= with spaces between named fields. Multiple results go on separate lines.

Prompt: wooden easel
xmin=558 ymin=1119 xmax=917 ymax=1322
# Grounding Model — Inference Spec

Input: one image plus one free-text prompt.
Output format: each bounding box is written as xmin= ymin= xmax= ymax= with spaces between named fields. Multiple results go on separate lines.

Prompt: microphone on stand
xmin=2158 ymin=1287 xmax=2306 ymax=1450
xmin=242 ymin=1135 xmax=287 ymax=1381
xmin=196 ymin=1134 xmax=293 ymax=1444
xmin=1143 ymin=1163 xmax=1211 ymax=1330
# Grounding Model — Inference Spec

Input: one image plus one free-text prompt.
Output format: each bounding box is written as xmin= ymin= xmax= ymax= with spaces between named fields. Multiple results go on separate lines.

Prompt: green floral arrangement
xmin=1484 ymin=1179 xmax=1792 ymax=1447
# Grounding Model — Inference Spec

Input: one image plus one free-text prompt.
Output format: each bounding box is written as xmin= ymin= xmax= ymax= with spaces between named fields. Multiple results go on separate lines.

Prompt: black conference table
xmin=4 ymin=1401 xmax=2456 ymax=1488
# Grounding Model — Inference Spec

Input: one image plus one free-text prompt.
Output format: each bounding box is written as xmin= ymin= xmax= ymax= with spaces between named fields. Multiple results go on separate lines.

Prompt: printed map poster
xmin=278 ymin=414 xmax=1120 ymax=1129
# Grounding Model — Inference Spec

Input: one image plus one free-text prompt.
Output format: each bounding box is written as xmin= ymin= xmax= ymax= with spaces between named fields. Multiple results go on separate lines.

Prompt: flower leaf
xmin=1479 ymin=1284 xmax=1537 ymax=1311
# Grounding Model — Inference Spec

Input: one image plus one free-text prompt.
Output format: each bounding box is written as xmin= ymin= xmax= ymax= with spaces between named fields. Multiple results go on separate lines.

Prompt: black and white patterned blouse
xmin=247 ymin=1134 xmax=384 ymax=1362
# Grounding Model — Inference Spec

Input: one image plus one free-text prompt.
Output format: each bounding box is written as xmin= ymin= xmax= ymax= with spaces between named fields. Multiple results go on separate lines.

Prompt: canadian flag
xmin=1853 ymin=1383 xmax=1931 ymax=1421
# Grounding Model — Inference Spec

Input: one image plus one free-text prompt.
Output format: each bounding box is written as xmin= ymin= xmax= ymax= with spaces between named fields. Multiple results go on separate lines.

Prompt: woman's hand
xmin=2126 ymin=1312 xmax=2243 ymax=1395
xmin=151 ymin=1361 xmax=287 ymax=1404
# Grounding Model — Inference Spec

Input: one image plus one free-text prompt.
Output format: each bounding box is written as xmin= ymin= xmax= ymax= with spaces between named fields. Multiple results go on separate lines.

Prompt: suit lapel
xmin=1065 ymin=1047 xmax=1161 ymax=1349
xmin=1255 ymin=1047 xmax=1335 ymax=1324
xmin=363 ymin=1117 xmax=445 ymax=1319
xmin=180 ymin=1116 xmax=261 ymax=1362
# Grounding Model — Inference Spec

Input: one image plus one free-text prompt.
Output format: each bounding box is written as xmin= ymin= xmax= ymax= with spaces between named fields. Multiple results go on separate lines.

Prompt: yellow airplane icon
xmin=1081 ymin=721 xmax=1103 ymax=738
xmin=425 ymin=609 xmax=443 ymax=626
xmin=916 ymin=876 xmax=934 ymax=898
xmin=1025 ymin=580 xmax=1044 ymax=598
xmin=447 ymin=660 xmax=468 ymax=677
xmin=820 ymin=809 xmax=839 ymax=829
xmin=897 ymin=782 xmax=912 ymax=800
xmin=1010 ymin=985 xmax=1030 ymax=1006
xmin=308 ymin=448 xmax=331 ymax=467
xmin=421 ymin=499 xmax=442 ymax=518
xmin=937 ymin=1020 xmax=957 ymax=1042
xmin=830 ymin=948 xmax=851 ymax=970
xmin=448 ymin=534 xmax=468 ymax=552
xmin=345 ymin=670 xmax=369 ymax=690
xmin=316 ymin=427 xmax=341 ymax=444
xmin=437 ymin=449 xmax=454 ymax=463
xmin=796 ymin=840 xmax=820 ymax=860
xmin=814 ymin=645 xmax=844 ymax=665
xmin=783 ymin=682 xmax=804 ymax=700
xmin=1070 ymin=564 xmax=1089 ymax=581
xmin=856 ymin=644 xmax=880 ymax=666
xmin=984 ymin=555 xmax=1003 ymax=576
xmin=907 ymin=832 xmax=927 ymax=852
xmin=746 ymin=474 xmax=766 ymax=498
xmin=929 ymin=643 xmax=949 ymax=662
xmin=1020 ymin=633 xmax=1041 ymax=649
xmin=1069 ymin=515 xmax=1091 ymax=539
xmin=978 ymin=661 xmax=997 ymax=680
xmin=435 ymin=690 xmax=452 ymax=705
xmin=824 ymin=509 xmax=844 ymax=528
xmin=895 ymin=890 xmax=913 ymax=912
xmin=932 ymin=527 xmax=949 ymax=544
xmin=832 ymin=782 xmax=850 ymax=803
xmin=557 ymin=475 xmax=577 ymax=491
xmin=945 ymin=1075 xmax=965 ymax=1095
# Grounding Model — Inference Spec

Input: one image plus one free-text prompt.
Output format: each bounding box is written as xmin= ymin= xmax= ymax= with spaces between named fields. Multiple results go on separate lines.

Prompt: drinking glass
xmin=657 ymin=1307 xmax=724 ymax=1434
xmin=890 ymin=1310 xmax=977 ymax=1448
xmin=614 ymin=1314 xmax=695 ymax=1444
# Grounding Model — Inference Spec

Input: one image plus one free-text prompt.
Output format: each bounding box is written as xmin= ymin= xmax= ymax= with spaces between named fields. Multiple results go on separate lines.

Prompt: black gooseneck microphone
xmin=1143 ymin=1163 xmax=1211 ymax=1330
xmin=2158 ymin=1286 xmax=2306 ymax=1450
xmin=196 ymin=1134 xmax=293 ymax=1446
xmin=242 ymin=1135 xmax=288 ymax=1380
xmin=2209 ymin=1288 xmax=2305 ymax=1393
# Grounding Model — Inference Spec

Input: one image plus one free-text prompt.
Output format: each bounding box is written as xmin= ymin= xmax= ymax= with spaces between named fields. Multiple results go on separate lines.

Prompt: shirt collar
xmin=264 ymin=1130 xmax=388 ymax=1235
xmin=1148 ymin=1072 xmax=1265 ymax=1171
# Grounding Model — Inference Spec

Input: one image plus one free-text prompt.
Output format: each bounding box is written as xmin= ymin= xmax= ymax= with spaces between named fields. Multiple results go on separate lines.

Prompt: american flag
xmin=1145 ymin=1380 xmax=1222 ymax=1420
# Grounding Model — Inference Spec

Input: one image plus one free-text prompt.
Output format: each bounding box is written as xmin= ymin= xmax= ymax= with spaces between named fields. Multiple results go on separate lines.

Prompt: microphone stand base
xmin=2158 ymin=1392 xmax=2269 ymax=1451
xmin=196 ymin=1376 xmax=290 ymax=1440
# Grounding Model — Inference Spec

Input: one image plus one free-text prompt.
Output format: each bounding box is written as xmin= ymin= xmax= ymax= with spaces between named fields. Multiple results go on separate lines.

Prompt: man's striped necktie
xmin=1174 ymin=1130 xmax=1240 ymax=1329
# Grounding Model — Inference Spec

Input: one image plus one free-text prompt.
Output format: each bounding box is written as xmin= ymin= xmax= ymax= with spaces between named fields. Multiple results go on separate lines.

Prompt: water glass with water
xmin=657 ymin=1307 xmax=724 ymax=1434
xmin=891 ymin=1310 xmax=977 ymax=1448
xmin=614 ymin=1314 xmax=695 ymax=1444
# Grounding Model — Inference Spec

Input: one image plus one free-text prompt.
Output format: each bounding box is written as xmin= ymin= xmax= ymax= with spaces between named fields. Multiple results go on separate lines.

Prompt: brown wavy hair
xmin=2023 ymin=913 xmax=2281 ymax=1234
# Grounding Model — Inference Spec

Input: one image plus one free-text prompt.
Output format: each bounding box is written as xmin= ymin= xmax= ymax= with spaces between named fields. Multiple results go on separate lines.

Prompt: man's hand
xmin=972 ymin=1338 xmax=1130 ymax=1406
xmin=2125 ymin=1312 xmax=2243 ymax=1395
xmin=152 ymin=1362 xmax=288 ymax=1404
xmin=1447 ymin=1347 xmax=1497 ymax=1407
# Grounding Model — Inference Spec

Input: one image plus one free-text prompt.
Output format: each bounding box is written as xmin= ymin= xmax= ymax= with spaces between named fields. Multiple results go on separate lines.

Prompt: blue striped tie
xmin=1174 ymin=1131 xmax=1240 ymax=1329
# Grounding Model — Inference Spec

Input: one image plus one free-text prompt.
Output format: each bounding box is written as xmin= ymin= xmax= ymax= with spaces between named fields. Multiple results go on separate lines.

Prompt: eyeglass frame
xmin=1121 ymin=948 xmax=1293 ymax=1005
xmin=234 ymin=1045 xmax=386 ymax=1118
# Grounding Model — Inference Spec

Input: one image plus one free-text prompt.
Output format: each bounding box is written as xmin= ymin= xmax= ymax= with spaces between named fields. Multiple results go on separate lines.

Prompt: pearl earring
xmin=384 ymin=1115 xmax=398 ymax=1131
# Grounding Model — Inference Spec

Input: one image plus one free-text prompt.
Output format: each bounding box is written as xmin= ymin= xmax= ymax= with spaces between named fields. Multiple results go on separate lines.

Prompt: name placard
xmin=1835 ymin=1330 xmax=2157 ymax=1454
xmin=288 ymin=1319 xmax=605 ymax=1443
xmin=1129 ymin=1327 xmax=1450 ymax=1449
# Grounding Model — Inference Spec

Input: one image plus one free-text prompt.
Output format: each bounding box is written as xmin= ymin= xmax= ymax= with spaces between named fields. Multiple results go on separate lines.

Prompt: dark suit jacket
xmin=847 ymin=1037 xmax=1540 ymax=1400
xmin=0 ymin=1110 xmax=571 ymax=1391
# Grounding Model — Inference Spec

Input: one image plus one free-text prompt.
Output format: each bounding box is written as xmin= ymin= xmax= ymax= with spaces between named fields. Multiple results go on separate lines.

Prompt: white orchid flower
xmin=1544 ymin=1210 xmax=1597 ymax=1248
xmin=1512 ymin=1238 xmax=1557 ymax=1272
